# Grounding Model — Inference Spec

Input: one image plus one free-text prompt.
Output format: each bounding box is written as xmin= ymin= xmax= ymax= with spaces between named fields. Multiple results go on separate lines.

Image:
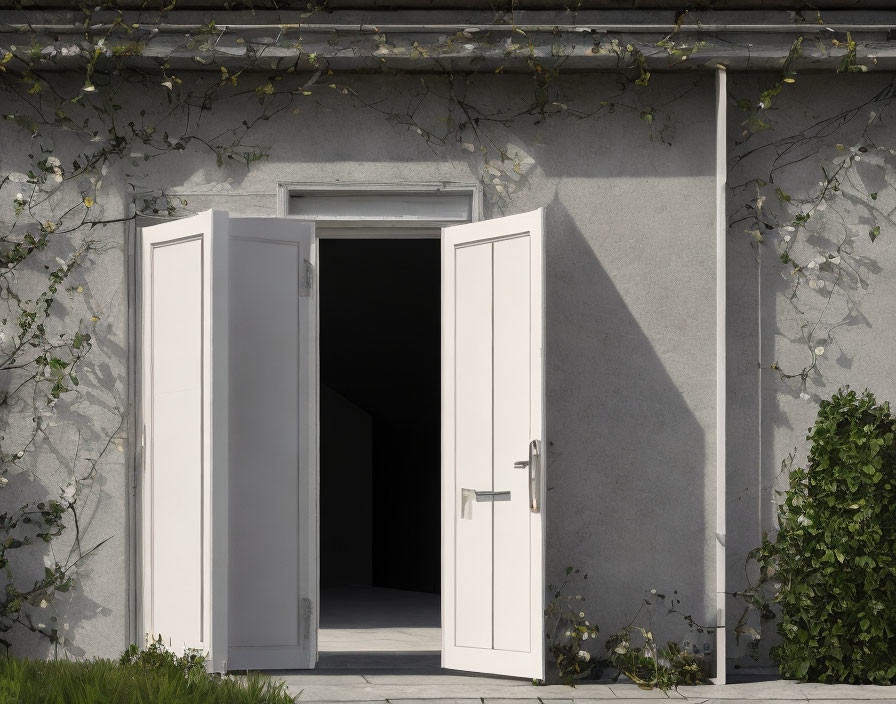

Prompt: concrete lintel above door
xmin=277 ymin=182 xmax=483 ymax=229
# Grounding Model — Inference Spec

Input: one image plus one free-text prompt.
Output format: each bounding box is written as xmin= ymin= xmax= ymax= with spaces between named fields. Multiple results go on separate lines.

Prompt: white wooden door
xmin=441 ymin=208 xmax=546 ymax=679
xmin=227 ymin=217 xmax=317 ymax=670
xmin=140 ymin=211 xmax=230 ymax=672
xmin=140 ymin=212 xmax=317 ymax=672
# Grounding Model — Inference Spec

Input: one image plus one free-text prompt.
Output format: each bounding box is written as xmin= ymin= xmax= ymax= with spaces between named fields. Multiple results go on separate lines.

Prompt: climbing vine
xmin=0 ymin=0 xmax=892 ymax=662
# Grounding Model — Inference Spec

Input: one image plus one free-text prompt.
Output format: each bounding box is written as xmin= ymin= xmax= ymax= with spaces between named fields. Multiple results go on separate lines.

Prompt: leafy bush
xmin=751 ymin=388 xmax=896 ymax=683
xmin=0 ymin=639 xmax=294 ymax=704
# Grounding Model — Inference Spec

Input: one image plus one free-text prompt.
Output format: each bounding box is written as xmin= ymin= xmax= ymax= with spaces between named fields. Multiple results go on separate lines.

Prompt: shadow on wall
xmin=544 ymin=194 xmax=711 ymax=649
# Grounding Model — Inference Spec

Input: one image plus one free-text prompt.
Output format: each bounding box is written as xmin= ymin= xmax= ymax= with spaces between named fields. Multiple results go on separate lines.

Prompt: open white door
xmin=226 ymin=217 xmax=317 ymax=670
xmin=140 ymin=211 xmax=230 ymax=671
xmin=441 ymin=208 xmax=546 ymax=679
xmin=141 ymin=211 xmax=317 ymax=672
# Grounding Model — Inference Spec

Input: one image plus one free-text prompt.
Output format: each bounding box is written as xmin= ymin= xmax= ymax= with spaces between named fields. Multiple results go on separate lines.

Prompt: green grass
xmin=0 ymin=642 xmax=295 ymax=704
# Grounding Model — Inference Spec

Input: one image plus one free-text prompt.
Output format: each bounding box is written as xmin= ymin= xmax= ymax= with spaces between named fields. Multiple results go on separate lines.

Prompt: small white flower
xmin=39 ymin=599 xmax=47 ymax=609
xmin=783 ymin=235 xmax=791 ymax=242
xmin=577 ymin=650 xmax=591 ymax=662
xmin=815 ymin=346 xmax=825 ymax=356
xmin=15 ymin=192 xmax=23 ymax=200
xmin=46 ymin=156 xmax=60 ymax=167
xmin=161 ymin=80 xmax=173 ymax=90
xmin=800 ymin=392 xmax=811 ymax=401
xmin=579 ymin=611 xmax=585 ymax=618
xmin=807 ymin=260 xmax=817 ymax=269
xmin=650 ymin=588 xmax=657 ymax=595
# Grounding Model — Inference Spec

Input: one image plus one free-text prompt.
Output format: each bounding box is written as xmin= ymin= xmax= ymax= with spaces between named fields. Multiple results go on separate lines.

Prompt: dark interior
xmin=319 ymin=238 xmax=441 ymax=595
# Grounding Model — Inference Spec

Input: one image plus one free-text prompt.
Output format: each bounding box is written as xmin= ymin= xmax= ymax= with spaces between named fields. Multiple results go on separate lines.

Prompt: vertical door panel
xmin=141 ymin=211 xmax=229 ymax=672
xmin=442 ymin=209 xmax=546 ymax=680
xmin=453 ymin=244 xmax=494 ymax=649
xmin=226 ymin=218 xmax=317 ymax=670
xmin=492 ymin=235 xmax=532 ymax=653
xmin=149 ymin=238 xmax=204 ymax=651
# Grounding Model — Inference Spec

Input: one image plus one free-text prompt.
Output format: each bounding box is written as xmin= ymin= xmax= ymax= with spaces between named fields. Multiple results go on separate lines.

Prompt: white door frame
xmin=130 ymin=183 xmax=482 ymax=665
xmin=279 ymin=182 xmax=482 ymax=666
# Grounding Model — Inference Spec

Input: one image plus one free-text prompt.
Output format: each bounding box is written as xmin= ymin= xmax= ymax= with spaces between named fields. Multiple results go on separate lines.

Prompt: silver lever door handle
xmin=460 ymin=488 xmax=511 ymax=519
xmin=528 ymin=439 xmax=541 ymax=513
xmin=513 ymin=460 xmax=529 ymax=469
xmin=474 ymin=490 xmax=511 ymax=500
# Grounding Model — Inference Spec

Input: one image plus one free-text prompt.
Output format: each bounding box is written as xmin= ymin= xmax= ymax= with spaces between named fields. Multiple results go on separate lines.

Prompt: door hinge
xmin=302 ymin=597 xmax=313 ymax=641
xmin=300 ymin=259 xmax=314 ymax=298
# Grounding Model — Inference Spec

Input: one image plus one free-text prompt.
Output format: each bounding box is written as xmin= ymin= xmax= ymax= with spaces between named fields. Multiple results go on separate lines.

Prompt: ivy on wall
xmin=0 ymin=0 xmax=893 ymax=665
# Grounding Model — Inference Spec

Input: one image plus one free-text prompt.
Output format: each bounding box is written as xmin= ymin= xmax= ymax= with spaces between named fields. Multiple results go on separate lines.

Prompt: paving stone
xmin=388 ymin=700 xmax=486 ymax=704
xmin=677 ymin=682 xmax=802 ymax=699
xmin=608 ymin=686 xmax=686 ymax=698
xmin=293 ymin=684 xmax=613 ymax=701
xmin=275 ymin=674 xmax=370 ymax=686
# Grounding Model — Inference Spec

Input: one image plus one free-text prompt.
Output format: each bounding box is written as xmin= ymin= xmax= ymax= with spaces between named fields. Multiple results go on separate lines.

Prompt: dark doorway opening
xmin=318 ymin=237 xmax=441 ymax=663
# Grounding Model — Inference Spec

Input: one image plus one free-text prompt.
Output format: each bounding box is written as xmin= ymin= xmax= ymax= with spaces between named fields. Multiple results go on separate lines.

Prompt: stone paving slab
xmin=677 ymin=681 xmax=896 ymax=700
xmin=279 ymin=672 xmax=896 ymax=703
xmin=607 ymin=687 xmax=684 ymax=698
xmin=291 ymin=684 xmax=618 ymax=700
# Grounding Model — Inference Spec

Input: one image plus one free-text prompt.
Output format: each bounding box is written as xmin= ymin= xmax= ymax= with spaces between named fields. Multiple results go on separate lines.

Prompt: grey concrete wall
xmin=1 ymin=72 xmax=718 ymax=661
xmin=0 ymin=107 xmax=132 ymax=659
xmin=726 ymin=73 xmax=896 ymax=667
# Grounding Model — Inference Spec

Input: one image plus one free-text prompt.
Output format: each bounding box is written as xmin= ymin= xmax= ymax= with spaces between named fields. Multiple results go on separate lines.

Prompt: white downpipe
xmin=713 ymin=66 xmax=727 ymax=686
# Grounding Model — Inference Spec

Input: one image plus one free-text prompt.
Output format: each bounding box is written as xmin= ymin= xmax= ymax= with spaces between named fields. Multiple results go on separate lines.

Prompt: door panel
xmin=452 ymin=243 xmax=494 ymax=650
xmin=227 ymin=218 xmax=317 ymax=670
xmin=492 ymin=235 xmax=533 ymax=653
xmin=141 ymin=211 xmax=229 ymax=672
xmin=441 ymin=209 xmax=546 ymax=679
xmin=140 ymin=212 xmax=316 ymax=672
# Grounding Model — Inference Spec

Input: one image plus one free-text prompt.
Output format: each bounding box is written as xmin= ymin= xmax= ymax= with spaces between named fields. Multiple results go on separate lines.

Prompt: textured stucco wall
xmin=1 ymin=71 xmax=718 ymax=662
xmin=726 ymin=73 xmax=896 ymax=667
xmin=0 ymin=110 xmax=132 ymax=659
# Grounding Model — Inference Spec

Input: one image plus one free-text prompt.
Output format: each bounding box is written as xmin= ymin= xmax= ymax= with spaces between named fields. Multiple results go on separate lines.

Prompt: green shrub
xmin=753 ymin=388 xmax=896 ymax=683
xmin=0 ymin=639 xmax=295 ymax=704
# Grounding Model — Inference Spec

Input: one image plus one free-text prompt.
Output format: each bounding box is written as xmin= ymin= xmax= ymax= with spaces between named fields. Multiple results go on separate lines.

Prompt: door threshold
xmin=316 ymin=650 xmax=441 ymax=670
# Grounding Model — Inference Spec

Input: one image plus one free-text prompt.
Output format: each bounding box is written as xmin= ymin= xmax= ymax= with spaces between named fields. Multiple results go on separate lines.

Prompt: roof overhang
xmin=1 ymin=9 xmax=894 ymax=72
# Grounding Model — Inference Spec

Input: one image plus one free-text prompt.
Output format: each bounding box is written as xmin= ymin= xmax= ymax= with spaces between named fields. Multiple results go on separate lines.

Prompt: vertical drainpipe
xmin=714 ymin=66 xmax=728 ymax=686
